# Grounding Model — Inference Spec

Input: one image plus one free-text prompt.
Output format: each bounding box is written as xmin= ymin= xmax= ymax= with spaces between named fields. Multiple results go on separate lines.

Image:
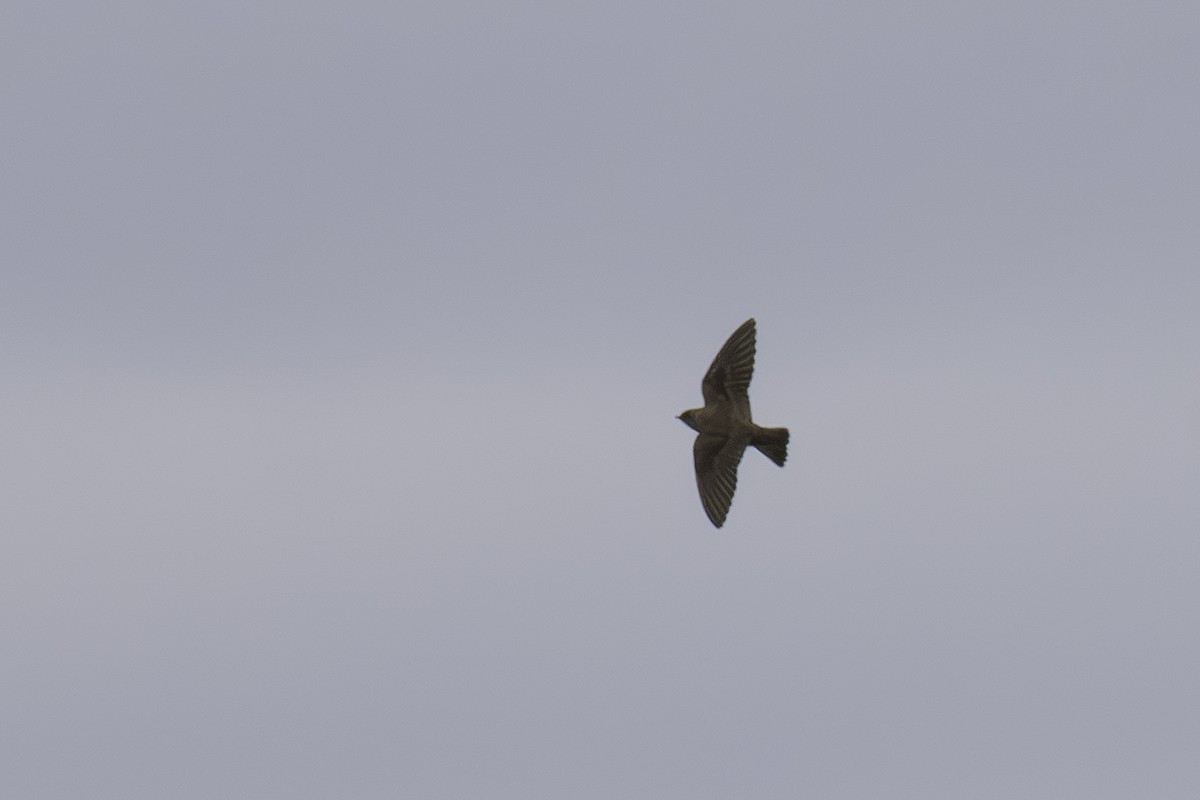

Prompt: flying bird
xmin=678 ymin=318 xmax=789 ymax=528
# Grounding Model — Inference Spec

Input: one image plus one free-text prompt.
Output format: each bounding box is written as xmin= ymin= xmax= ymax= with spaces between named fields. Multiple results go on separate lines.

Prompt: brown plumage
xmin=678 ymin=318 xmax=789 ymax=528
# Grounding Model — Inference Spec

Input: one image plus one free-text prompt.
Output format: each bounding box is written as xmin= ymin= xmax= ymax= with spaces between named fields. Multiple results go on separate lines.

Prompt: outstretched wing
xmin=693 ymin=433 xmax=747 ymax=528
xmin=701 ymin=318 xmax=756 ymax=409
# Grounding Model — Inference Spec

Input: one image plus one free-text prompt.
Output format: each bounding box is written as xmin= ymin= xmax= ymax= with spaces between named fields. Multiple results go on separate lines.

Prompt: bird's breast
xmin=692 ymin=402 xmax=742 ymax=434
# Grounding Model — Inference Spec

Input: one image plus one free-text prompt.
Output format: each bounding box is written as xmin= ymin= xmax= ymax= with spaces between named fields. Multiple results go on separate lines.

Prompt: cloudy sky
xmin=5 ymin=2 xmax=1199 ymax=797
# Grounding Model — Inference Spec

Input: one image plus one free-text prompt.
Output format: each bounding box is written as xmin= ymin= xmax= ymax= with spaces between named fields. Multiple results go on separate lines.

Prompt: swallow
xmin=678 ymin=318 xmax=789 ymax=528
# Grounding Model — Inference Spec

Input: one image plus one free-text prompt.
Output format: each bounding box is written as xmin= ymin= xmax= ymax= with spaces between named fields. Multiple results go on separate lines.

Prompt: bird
xmin=677 ymin=318 xmax=789 ymax=528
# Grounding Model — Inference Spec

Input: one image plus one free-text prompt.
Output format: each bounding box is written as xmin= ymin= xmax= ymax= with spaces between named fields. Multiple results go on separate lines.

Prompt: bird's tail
xmin=753 ymin=426 xmax=789 ymax=467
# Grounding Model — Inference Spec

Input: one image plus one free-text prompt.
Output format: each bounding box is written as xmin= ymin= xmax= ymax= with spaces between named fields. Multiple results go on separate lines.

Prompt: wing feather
xmin=693 ymin=433 xmax=747 ymax=528
xmin=700 ymin=318 xmax=756 ymax=408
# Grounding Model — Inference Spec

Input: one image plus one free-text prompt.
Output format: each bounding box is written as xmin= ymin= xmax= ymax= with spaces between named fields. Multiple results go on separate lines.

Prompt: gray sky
xmin=4 ymin=1 xmax=1199 ymax=797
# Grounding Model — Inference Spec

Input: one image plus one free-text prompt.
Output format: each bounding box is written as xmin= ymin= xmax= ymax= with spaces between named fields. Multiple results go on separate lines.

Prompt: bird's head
xmin=677 ymin=408 xmax=700 ymax=432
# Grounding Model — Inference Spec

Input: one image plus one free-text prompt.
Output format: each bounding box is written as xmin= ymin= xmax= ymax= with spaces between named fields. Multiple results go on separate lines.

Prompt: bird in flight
xmin=678 ymin=318 xmax=789 ymax=528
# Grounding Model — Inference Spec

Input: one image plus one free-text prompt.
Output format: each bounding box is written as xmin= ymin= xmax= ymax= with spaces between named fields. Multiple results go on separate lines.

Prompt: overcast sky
xmin=4 ymin=2 xmax=1199 ymax=798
